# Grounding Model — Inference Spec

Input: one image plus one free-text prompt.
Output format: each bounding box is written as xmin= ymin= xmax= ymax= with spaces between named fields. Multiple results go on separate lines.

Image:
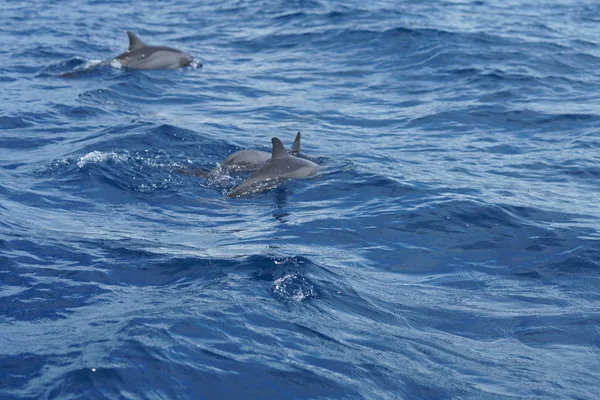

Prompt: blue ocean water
xmin=1 ymin=0 xmax=600 ymax=398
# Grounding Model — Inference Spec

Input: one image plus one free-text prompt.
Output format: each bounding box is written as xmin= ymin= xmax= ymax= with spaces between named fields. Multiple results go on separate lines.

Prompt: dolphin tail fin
xmin=271 ymin=137 xmax=287 ymax=159
xmin=291 ymin=132 xmax=301 ymax=154
xmin=126 ymin=31 xmax=146 ymax=51
xmin=174 ymin=167 xmax=209 ymax=178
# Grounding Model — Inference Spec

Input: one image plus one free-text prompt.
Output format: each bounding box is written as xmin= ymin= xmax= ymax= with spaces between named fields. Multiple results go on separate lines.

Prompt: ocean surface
xmin=1 ymin=0 xmax=600 ymax=398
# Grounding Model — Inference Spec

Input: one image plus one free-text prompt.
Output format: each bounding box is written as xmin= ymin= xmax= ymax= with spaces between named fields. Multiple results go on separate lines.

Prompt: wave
xmin=3 ymin=0 xmax=600 ymax=398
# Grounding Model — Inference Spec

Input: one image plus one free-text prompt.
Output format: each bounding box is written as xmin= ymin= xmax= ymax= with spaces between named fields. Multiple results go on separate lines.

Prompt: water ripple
xmin=1 ymin=0 xmax=600 ymax=398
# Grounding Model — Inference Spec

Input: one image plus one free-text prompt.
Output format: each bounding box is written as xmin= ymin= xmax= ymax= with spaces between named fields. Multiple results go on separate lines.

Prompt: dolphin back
xmin=115 ymin=32 xmax=194 ymax=69
xmin=228 ymin=145 xmax=318 ymax=197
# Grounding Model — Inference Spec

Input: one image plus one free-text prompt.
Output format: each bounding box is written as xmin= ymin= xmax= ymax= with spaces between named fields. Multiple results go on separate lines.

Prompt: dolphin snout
xmin=182 ymin=53 xmax=194 ymax=67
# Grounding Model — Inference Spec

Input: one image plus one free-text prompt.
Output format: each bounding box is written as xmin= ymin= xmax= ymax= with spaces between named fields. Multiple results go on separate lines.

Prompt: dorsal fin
xmin=271 ymin=137 xmax=287 ymax=159
xmin=126 ymin=31 xmax=146 ymax=51
xmin=291 ymin=132 xmax=301 ymax=154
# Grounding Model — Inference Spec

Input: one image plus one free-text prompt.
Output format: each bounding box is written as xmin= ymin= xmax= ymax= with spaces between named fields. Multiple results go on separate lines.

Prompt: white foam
xmin=109 ymin=59 xmax=123 ymax=69
xmin=273 ymin=273 xmax=317 ymax=302
xmin=81 ymin=59 xmax=104 ymax=70
xmin=189 ymin=60 xmax=202 ymax=70
xmin=77 ymin=151 xmax=121 ymax=168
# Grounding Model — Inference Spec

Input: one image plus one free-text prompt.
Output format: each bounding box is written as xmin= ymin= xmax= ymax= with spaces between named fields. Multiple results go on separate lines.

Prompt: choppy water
xmin=1 ymin=0 xmax=600 ymax=398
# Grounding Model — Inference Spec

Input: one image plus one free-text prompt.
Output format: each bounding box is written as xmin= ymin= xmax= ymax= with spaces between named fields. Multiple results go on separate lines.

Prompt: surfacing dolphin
xmin=228 ymin=136 xmax=318 ymax=197
xmin=221 ymin=132 xmax=301 ymax=172
xmin=178 ymin=132 xmax=301 ymax=177
xmin=115 ymin=31 xmax=194 ymax=69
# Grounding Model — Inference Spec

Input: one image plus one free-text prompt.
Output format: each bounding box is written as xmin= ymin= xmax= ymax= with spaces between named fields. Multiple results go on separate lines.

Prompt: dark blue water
xmin=2 ymin=0 xmax=600 ymax=398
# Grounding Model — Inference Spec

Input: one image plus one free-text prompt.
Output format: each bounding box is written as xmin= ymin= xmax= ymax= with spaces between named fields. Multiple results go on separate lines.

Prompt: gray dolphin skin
xmin=115 ymin=31 xmax=194 ymax=70
xmin=176 ymin=132 xmax=302 ymax=177
xmin=220 ymin=150 xmax=271 ymax=172
xmin=221 ymin=132 xmax=301 ymax=172
xmin=228 ymin=136 xmax=318 ymax=197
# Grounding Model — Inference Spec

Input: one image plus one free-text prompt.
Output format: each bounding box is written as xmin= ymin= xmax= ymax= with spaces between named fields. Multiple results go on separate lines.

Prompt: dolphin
xmin=115 ymin=31 xmax=194 ymax=70
xmin=177 ymin=132 xmax=301 ymax=177
xmin=221 ymin=132 xmax=301 ymax=172
xmin=228 ymin=136 xmax=318 ymax=197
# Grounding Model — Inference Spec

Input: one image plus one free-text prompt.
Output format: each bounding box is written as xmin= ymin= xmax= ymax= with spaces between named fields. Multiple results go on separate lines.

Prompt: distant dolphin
xmin=115 ymin=31 xmax=194 ymax=69
xmin=228 ymin=136 xmax=318 ymax=197
xmin=178 ymin=132 xmax=301 ymax=177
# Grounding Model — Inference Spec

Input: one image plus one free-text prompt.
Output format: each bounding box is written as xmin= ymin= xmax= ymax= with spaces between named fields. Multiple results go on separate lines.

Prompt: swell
xmin=2 ymin=0 xmax=600 ymax=399
xmin=0 ymin=250 xmax=332 ymax=399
